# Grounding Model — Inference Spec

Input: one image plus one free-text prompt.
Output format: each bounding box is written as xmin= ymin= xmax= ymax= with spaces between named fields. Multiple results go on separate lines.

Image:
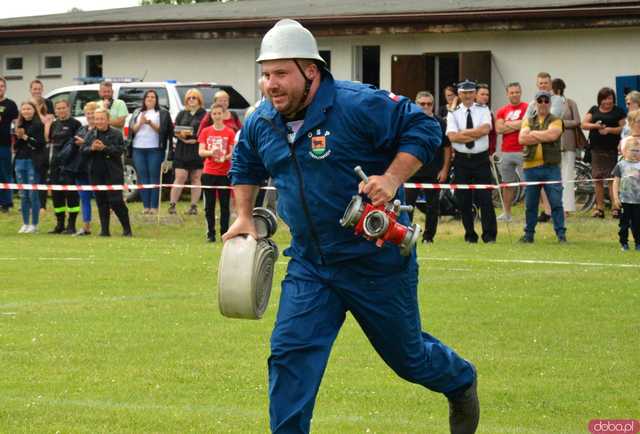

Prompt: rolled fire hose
xmin=218 ymin=208 xmax=279 ymax=319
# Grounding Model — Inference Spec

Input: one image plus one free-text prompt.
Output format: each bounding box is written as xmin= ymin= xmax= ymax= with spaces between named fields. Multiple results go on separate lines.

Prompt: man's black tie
xmin=465 ymin=108 xmax=475 ymax=149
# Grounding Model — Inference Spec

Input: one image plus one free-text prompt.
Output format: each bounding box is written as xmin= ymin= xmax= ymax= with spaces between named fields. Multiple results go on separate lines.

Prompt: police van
xmin=45 ymin=80 xmax=250 ymax=200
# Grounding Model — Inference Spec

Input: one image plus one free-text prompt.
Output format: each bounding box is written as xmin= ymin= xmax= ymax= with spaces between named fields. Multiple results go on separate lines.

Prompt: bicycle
xmin=490 ymin=154 xmax=524 ymax=209
xmin=574 ymin=152 xmax=596 ymax=212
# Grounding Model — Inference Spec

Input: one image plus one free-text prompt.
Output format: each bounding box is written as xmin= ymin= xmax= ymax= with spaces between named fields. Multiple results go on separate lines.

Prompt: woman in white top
xmin=127 ymin=89 xmax=173 ymax=214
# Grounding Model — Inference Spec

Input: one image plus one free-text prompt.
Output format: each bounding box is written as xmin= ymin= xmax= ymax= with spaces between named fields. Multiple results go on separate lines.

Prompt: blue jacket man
xmin=225 ymin=19 xmax=479 ymax=434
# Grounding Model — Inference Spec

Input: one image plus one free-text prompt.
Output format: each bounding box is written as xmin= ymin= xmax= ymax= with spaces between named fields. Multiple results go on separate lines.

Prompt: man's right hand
xmin=222 ymin=216 xmax=258 ymax=242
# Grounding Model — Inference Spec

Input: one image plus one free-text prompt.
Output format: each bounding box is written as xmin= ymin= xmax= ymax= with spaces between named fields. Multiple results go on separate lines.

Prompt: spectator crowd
xmin=0 ymin=72 xmax=639 ymax=251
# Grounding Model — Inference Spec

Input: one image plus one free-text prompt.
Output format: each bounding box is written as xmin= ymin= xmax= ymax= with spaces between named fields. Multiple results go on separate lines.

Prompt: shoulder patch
xmin=388 ymin=92 xmax=401 ymax=102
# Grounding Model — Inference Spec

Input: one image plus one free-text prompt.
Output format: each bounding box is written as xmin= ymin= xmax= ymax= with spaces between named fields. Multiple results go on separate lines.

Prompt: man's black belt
xmin=457 ymin=150 xmax=489 ymax=159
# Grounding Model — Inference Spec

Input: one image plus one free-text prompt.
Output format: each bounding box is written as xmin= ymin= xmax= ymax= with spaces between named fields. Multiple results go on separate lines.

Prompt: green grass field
xmin=1 ymin=202 xmax=638 ymax=434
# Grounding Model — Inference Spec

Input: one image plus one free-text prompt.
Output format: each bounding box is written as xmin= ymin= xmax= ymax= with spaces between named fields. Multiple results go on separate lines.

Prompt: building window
xmin=4 ymin=56 xmax=23 ymax=76
xmin=362 ymin=46 xmax=380 ymax=88
xmin=319 ymin=50 xmax=331 ymax=70
xmin=40 ymin=53 xmax=63 ymax=76
xmin=353 ymin=46 xmax=380 ymax=88
xmin=83 ymin=52 xmax=103 ymax=78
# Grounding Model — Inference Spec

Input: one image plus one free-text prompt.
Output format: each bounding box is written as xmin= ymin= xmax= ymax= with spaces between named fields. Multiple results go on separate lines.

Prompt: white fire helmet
xmin=256 ymin=19 xmax=326 ymax=65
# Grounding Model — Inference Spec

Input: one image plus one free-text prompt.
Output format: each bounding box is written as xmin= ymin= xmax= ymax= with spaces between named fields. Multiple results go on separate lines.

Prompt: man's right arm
xmin=496 ymin=109 xmax=521 ymax=134
xmin=222 ymin=185 xmax=259 ymax=241
xmin=530 ymin=126 xmax=562 ymax=142
xmin=446 ymin=111 xmax=475 ymax=143
xmin=518 ymin=119 xmax=537 ymax=146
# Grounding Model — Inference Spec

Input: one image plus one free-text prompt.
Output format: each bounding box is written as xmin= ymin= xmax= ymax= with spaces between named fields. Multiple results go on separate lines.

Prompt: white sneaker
xmin=496 ymin=213 xmax=512 ymax=222
xmin=26 ymin=224 xmax=38 ymax=233
xmin=18 ymin=224 xmax=29 ymax=233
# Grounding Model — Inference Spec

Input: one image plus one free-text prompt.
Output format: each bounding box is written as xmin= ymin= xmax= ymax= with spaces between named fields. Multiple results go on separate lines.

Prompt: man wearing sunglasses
xmin=406 ymin=91 xmax=452 ymax=243
xmin=525 ymin=72 xmax=564 ymax=222
xmin=446 ymin=80 xmax=497 ymax=244
xmin=518 ymin=90 xmax=566 ymax=243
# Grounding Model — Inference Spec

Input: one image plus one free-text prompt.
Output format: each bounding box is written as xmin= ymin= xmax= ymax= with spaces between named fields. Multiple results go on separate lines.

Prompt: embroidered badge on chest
xmin=308 ymin=129 xmax=332 ymax=160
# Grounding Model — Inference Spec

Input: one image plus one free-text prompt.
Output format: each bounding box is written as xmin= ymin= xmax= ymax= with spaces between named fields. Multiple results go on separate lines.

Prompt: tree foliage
xmin=141 ymin=0 xmax=233 ymax=5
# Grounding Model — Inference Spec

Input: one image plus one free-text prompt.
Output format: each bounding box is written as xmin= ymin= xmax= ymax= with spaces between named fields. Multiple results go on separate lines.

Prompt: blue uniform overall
xmin=230 ymin=72 xmax=475 ymax=434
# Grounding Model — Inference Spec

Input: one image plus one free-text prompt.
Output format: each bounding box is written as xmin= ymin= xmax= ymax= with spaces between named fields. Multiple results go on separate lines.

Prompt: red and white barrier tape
xmin=2 ymin=176 xmax=615 ymax=192
xmin=404 ymin=177 xmax=613 ymax=190
xmin=0 ymin=178 xmax=612 ymax=192
xmin=0 ymin=182 xmax=274 ymax=191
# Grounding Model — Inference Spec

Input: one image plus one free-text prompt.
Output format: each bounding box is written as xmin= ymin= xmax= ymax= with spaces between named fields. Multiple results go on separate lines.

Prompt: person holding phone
xmin=581 ymin=87 xmax=626 ymax=218
xmin=127 ymin=89 xmax=173 ymax=215
xmin=13 ymin=101 xmax=45 ymax=232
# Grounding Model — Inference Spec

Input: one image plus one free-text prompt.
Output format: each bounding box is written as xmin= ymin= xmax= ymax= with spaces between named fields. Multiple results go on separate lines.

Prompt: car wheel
xmin=124 ymin=163 xmax=139 ymax=202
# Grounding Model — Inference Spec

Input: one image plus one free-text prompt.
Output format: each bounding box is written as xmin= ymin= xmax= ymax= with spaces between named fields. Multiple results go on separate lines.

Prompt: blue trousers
xmin=14 ymin=159 xmax=40 ymax=225
xmin=0 ymin=145 xmax=13 ymax=207
xmin=523 ymin=164 xmax=566 ymax=238
xmin=133 ymin=147 xmax=163 ymax=209
xmin=269 ymin=254 xmax=475 ymax=434
xmin=75 ymin=175 xmax=93 ymax=223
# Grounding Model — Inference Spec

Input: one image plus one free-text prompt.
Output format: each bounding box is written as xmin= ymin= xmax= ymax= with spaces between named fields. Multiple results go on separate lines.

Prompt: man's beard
xmin=272 ymin=89 xmax=306 ymax=119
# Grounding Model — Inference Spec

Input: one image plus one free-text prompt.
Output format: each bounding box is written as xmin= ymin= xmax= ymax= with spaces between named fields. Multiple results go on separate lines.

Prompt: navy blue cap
xmin=457 ymin=80 xmax=477 ymax=91
xmin=535 ymin=90 xmax=552 ymax=100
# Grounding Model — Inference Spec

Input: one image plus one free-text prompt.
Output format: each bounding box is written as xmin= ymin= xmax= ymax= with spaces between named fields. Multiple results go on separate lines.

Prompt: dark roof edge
xmin=2 ymin=4 xmax=640 ymax=39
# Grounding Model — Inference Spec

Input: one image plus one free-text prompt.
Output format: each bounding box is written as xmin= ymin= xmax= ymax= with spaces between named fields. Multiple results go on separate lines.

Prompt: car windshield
xmin=72 ymin=90 xmax=100 ymax=117
xmin=175 ymin=85 xmax=249 ymax=110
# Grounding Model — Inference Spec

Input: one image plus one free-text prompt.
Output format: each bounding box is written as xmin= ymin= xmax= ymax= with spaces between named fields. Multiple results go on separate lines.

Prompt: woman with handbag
xmin=553 ymin=78 xmax=584 ymax=215
xmin=13 ymin=101 xmax=45 ymax=233
xmin=126 ymin=89 xmax=173 ymax=215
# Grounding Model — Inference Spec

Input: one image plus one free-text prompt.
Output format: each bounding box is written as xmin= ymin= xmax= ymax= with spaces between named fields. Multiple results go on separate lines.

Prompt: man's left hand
xmin=359 ymin=174 xmax=401 ymax=206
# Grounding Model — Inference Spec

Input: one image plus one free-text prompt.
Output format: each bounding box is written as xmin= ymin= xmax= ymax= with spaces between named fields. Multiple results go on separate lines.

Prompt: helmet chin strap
xmin=294 ymin=60 xmax=313 ymax=99
xmin=283 ymin=60 xmax=314 ymax=119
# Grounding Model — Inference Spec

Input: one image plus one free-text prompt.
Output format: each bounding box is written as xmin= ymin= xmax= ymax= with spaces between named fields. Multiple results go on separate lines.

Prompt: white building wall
xmin=337 ymin=26 xmax=639 ymax=116
xmin=1 ymin=26 xmax=639 ymax=118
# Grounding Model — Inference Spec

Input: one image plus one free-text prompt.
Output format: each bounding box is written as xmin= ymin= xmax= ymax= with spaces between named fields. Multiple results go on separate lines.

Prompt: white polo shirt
xmin=446 ymin=103 xmax=492 ymax=154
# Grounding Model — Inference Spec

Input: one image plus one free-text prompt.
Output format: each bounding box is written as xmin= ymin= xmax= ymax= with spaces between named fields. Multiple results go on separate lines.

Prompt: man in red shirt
xmin=198 ymin=103 xmax=236 ymax=242
xmin=495 ymin=82 xmax=528 ymax=221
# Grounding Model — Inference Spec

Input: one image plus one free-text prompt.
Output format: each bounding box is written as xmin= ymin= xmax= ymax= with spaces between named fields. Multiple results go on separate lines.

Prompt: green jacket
xmin=523 ymin=113 xmax=563 ymax=166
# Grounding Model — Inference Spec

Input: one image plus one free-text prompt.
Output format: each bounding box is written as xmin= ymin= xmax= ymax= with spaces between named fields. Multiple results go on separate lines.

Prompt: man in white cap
xmin=224 ymin=19 xmax=479 ymax=434
xmin=446 ymin=80 xmax=497 ymax=244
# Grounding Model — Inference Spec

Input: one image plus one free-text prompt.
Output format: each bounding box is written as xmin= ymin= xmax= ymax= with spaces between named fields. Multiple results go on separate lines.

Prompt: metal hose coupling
xmin=218 ymin=207 xmax=279 ymax=319
xmin=340 ymin=166 xmax=422 ymax=256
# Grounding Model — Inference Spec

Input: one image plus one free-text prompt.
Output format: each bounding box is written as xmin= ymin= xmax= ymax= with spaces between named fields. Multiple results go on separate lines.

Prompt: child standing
xmin=198 ymin=103 xmax=236 ymax=242
xmin=612 ymin=136 xmax=640 ymax=251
